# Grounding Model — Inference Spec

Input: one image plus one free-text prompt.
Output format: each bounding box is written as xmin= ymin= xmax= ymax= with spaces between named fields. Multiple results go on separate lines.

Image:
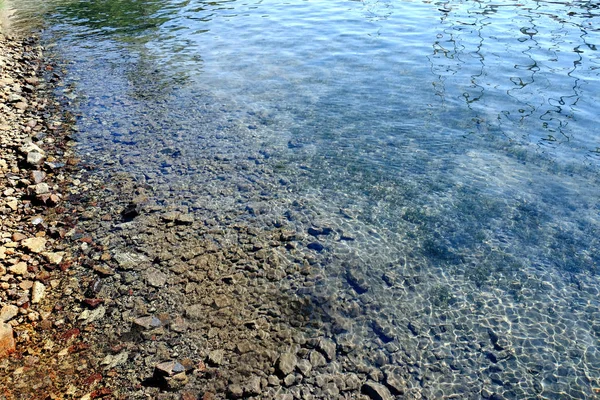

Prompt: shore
xmin=0 ymin=29 xmax=386 ymax=400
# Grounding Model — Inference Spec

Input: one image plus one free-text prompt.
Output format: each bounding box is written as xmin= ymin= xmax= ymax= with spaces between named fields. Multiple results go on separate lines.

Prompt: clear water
xmin=7 ymin=0 xmax=600 ymax=398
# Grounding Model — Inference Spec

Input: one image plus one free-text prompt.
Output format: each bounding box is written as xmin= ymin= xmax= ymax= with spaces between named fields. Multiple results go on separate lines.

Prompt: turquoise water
xmin=9 ymin=0 xmax=600 ymax=398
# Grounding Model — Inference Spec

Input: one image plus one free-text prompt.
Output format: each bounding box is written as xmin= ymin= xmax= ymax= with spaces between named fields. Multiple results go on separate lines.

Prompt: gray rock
xmin=114 ymin=252 xmax=149 ymax=270
xmin=283 ymin=374 xmax=296 ymax=386
xmin=144 ymin=267 xmax=167 ymax=287
xmin=244 ymin=376 xmax=262 ymax=396
xmin=361 ymin=381 xmax=394 ymax=400
xmin=296 ymin=358 xmax=312 ymax=376
xmin=133 ymin=315 xmax=162 ymax=330
xmin=185 ymin=304 xmax=203 ymax=320
xmin=27 ymin=151 xmax=44 ymax=166
xmin=362 ymin=381 xmax=393 ymax=400
xmin=383 ymin=366 xmax=405 ymax=394
xmin=155 ymin=360 xmax=186 ymax=376
xmin=208 ymin=349 xmax=224 ymax=365
xmin=323 ymin=382 xmax=340 ymax=397
xmin=227 ymin=384 xmax=244 ymax=399
xmin=345 ymin=373 xmax=362 ymax=391
xmin=309 ymin=350 xmax=327 ymax=368
xmin=317 ymin=338 xmax=336 ymax=361
xmin=31 ymin=281 xmax=45 ymax=303
xmin=277 ymin=352 xmax=297 ymax=376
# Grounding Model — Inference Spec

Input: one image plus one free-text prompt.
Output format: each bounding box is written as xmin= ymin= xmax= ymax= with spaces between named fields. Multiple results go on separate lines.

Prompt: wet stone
xmin=317 ymin=338 xmax=336 ymax=361
xmin=362 ymin=381 xmax=393 ymax=400
xmin=383 ymin=366 xmax=405 ymax=394
xmin=346 ymin=268 xmax=369 ymax=294
xmin=309 ymin=350 xmax=327 ymax=368
xmin=0 ymin=305 xmax=18 ymax=322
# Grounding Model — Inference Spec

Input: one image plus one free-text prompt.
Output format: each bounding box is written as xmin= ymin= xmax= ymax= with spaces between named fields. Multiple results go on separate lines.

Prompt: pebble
xmin=155 ymin=360 xmax=186 ymax=376
xmin=144 ymin=267 xmax=167 ymax=287
xmin=31 ymin=281 xmax=46 ymax=303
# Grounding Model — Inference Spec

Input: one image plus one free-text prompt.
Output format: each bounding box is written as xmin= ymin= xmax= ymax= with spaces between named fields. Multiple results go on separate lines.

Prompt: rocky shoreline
xmin=0 ymin=30 xmax=391 ymax=400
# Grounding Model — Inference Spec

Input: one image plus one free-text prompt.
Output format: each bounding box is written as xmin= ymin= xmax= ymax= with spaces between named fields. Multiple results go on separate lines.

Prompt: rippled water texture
xmin=8 ymin=0 xmax=600 ymax=398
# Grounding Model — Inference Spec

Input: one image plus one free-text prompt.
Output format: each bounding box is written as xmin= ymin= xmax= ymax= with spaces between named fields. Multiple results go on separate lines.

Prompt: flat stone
xmin=21 ymin=237 xmax=47 ymax=253
xmin=175 ymin=213 xmax=194 ymax=225
xmin=31 ymin=281 xmax=46 ymax=303
xmin=144 ymin=267 xmax=167 ymax=287
xmin=101 ymin=351 xmax=129 ymax=369
xmin=0 ymin=305 xmax=18 ymax=322
xmin=277 ymin=352 xmax=297 ymax=376
xmin=42 ymin=251 xmax=64 ymax=265
xmin=208 ymin=349 xmax=224 ymax=366
xmin=155 ymin=360 xmax=186 ymax=376
xmin=8 ymin=262 xmax=28 ymax=276
xmin=0 ymin=323 xmax=15 ymax=358
xmin=133 ymin=315 xmax=162 ymax=330
xmin=114 ymin=252 xmax=149 ymax=270
xmin=361 ymin=381 xmax=393 ymax=400
xmin=161 ymin=211 xmax=180 ymax=222
xmin=11 ymin=232 xmax=27 ymax=242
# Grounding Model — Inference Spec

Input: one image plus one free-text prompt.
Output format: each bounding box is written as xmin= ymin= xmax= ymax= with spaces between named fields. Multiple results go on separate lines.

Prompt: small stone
xmin=42 ymin=251 xmax=64 ymax=265
xmin=161 ymin=211 xmax=180 ymax=222
xmin=101 ymin=352 xmax=129 ymax=369
xmin=31 ymin=170 xmax=46 ymax=184
xmin=27 ymin=152 xmax=44 ymax=166
xmin=309 ymin=350 xmax=327 ymax=368
xmin=11 ymin=232 xmax=27 ymax=242
xmin=171 ymin=316 xmax=188 ymax=333
xmin=31 ymin=281 xmax=46 ymax=303
xmin=33 ymin=183 xmax=50 ymax=195
xmin=317 ymin=338 xmax=336 ymax=361
xmin=383 ymin=366 xmax=405 ymax=394
xmin=176 ymin=213 xmax=194 ymax=225
xmin=0 ymin=323 xmax=16 ymax=358
xmin=114 ymin=252 xmax=149 ymax=270
xmin=133 ymin=316 xmax=162 ymax=330
xmin=361 ymin=381 xmax=393 ymax=400
xmin=244 ymin=376 xmax=262 ymax=396
xmin=227 ymin=384 xmax=244 ymax=399
xmin=296 ymin=358 xmax=312 ymax=376
xmin=277 ymin=352 xmax=297 ymax=376
xmin=21 ymin=237 xmax=47 ymax=253
xmin=185 ymin=304 xmax=203 ymax=320
xmin=145 ymin=267 xmax=167 ymax=287
xmin=8 ymin=262 xmax=28 ymax=276
xmin=208 ymin=349 xmax=224 ymax=366
xmin=268 ymin=375 xmax=280 ymax=386
xmin=155 ymin=360 xmax=186 ymax=376
xmin=345 ymin=373 xmax=362 ymax=391
xmin=283 ymin=374 xmax=296 ymax=386
xmin=0 ymin=305 xmax=19 ymax=322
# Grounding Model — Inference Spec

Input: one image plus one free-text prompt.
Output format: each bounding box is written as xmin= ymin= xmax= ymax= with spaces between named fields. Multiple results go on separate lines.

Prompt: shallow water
xmin=7 ymin=0 xmax=600 ymax=398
